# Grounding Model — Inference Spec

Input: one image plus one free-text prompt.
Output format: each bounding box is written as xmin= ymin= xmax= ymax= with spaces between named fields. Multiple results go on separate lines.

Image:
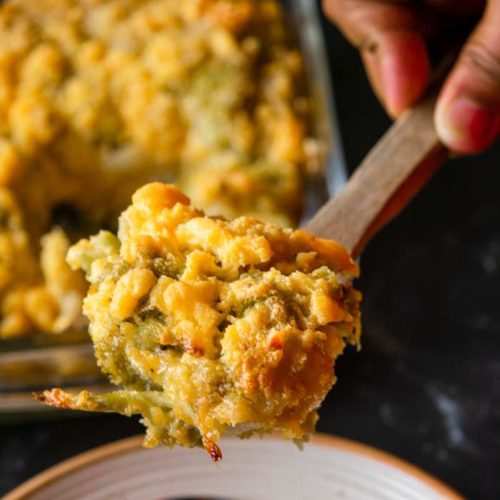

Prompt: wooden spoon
xmin=304 ymin=88 xmax=449 ymax=257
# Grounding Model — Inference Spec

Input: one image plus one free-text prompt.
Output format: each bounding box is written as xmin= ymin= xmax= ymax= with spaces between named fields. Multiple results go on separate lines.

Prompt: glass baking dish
xmin=0 ymin=0 xmax=347 ymax=419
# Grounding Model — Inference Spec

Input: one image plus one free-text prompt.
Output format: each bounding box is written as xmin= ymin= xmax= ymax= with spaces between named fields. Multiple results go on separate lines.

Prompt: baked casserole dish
xmin=0 ymin=0 xmax=311 ymax=339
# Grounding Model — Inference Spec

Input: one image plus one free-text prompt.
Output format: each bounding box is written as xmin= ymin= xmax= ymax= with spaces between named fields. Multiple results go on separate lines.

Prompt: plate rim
xmin=5 ymin=433 xmax=463 ymax=500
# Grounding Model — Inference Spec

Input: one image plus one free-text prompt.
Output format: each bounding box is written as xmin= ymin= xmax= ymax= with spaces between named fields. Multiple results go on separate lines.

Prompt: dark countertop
xmin=1 ymin=10 xmax=499 ymax=500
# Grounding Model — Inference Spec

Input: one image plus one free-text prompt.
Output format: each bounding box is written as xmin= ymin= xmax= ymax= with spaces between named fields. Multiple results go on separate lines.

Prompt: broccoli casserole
xmin=0 ymin=0 xmax=310 ymax=338
xmin=38 ymin=183 xmax=361 ymax=459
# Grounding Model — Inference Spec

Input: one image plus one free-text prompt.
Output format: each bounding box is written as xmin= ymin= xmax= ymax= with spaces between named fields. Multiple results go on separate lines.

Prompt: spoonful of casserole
xmin=37 ymin=90 xmax=446 ymax=461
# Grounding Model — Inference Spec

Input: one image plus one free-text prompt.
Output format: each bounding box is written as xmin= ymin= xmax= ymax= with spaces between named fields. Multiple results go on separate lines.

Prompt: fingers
xmin=323 ymin=0 xmax=499 ymax=153
xmin=322 ymin=0 xmax=434 ymax=116
xmin=366 ymin=31 xmax=430 ymax=117
xmin=435 ymin=0 xmax=500 ymax=153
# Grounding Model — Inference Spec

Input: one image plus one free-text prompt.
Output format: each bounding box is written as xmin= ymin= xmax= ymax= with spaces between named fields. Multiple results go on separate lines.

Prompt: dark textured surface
xmin=1 ymin=10 xmax=499 ymax=500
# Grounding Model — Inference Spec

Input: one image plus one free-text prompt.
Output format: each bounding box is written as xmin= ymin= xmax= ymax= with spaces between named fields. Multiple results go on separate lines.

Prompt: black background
xmin=1 ymin=7 xmax=499 ymax=499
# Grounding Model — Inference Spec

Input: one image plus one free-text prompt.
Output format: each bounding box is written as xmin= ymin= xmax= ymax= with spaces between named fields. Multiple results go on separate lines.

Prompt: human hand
xmin=322 ymin=0 xmax=500 ymax=153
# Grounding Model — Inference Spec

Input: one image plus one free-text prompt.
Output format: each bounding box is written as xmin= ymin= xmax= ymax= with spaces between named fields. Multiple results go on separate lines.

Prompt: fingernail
xmin=436 ymin=96 xmax=498 ymax=153
xmin=377 ymin=32 xmax=430 ymax=117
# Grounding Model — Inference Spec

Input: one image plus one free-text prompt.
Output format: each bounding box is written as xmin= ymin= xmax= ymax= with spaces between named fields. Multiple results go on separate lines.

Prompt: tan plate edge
xmin=312 ymin=435 xmax=464 ymax=500
xmin=4 ymin=436 xmax=143 ymax=500
xmin=5 ymin=433 xmax=464 ymax=500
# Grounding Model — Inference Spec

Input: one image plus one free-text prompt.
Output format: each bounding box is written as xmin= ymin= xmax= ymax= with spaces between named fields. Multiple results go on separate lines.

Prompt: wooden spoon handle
xmin=304 ymin=88 xmax=448 ymax=257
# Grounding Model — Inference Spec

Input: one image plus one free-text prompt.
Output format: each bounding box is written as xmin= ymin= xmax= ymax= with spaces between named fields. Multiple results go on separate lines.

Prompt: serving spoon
xmin=305 ymin=87 xmax=448 ymax=257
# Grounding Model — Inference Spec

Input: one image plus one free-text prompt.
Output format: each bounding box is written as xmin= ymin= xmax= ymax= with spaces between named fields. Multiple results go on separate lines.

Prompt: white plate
xmin=6 ymin=434 xmax=461 ymax=500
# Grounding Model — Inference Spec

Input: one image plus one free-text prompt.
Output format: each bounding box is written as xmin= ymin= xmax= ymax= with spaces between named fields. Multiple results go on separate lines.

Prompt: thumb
xmin=435 ymin=0 xmax=500 ymax=154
